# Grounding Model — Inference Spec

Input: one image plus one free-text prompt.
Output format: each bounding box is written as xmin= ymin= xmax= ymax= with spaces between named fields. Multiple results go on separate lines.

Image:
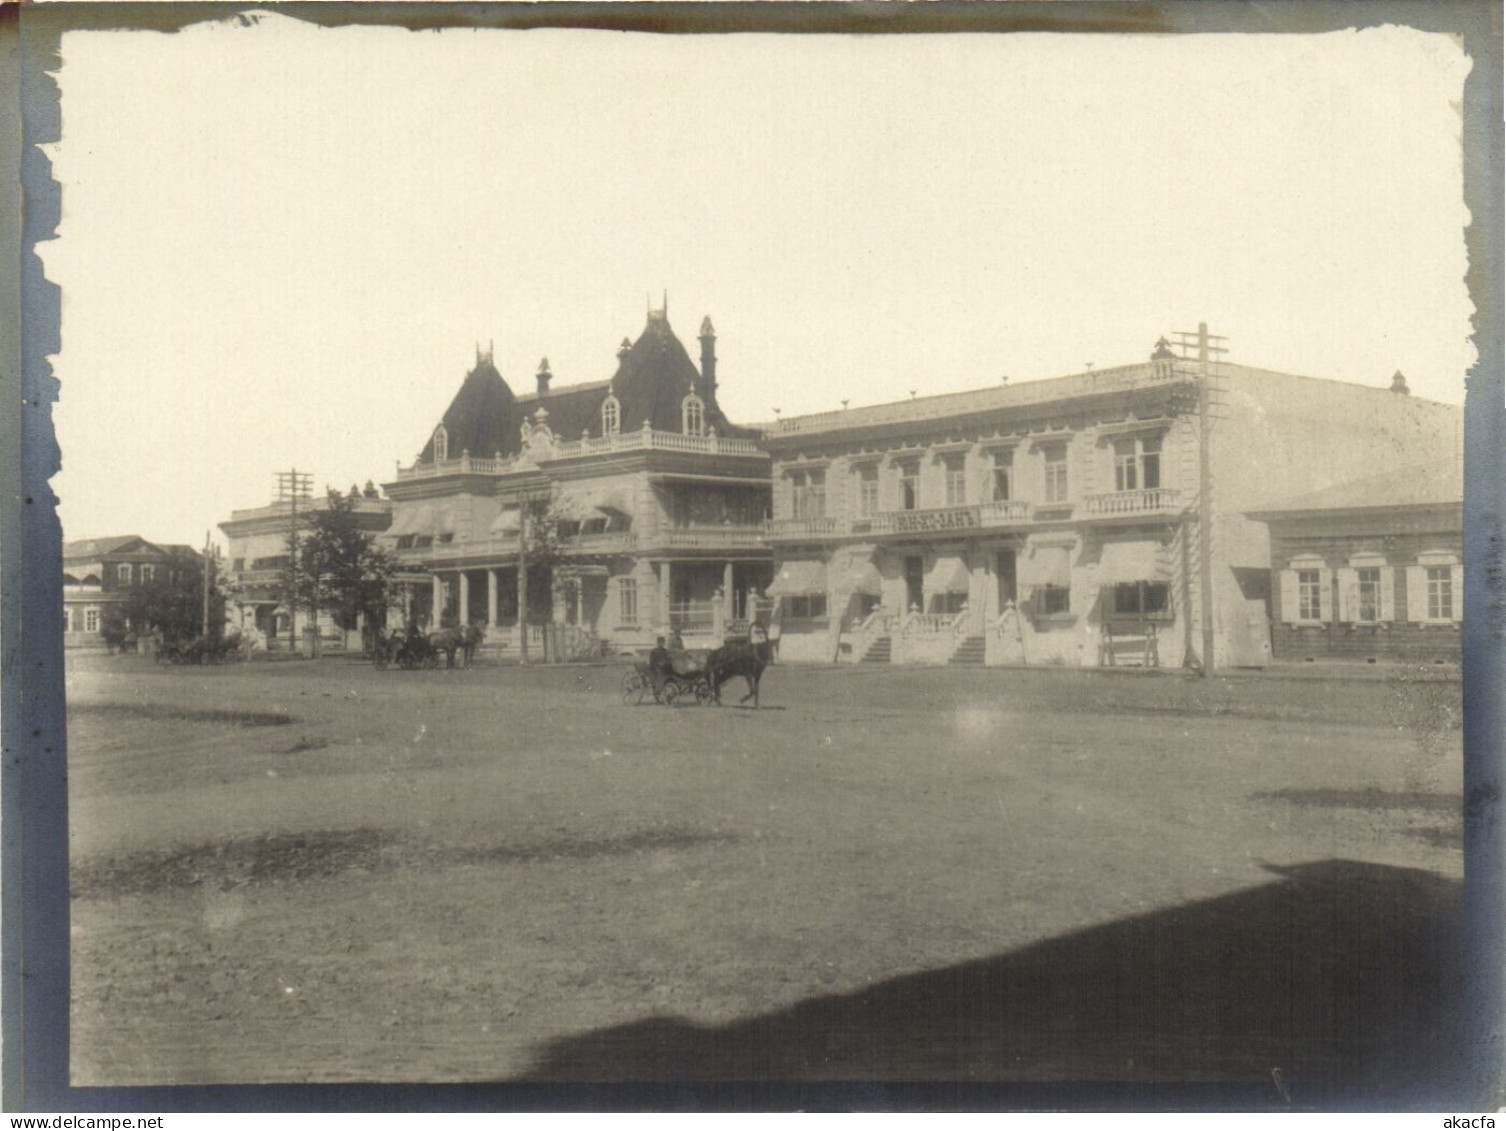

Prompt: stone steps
xmin=949 ymin=635 xmax=987 ymax=666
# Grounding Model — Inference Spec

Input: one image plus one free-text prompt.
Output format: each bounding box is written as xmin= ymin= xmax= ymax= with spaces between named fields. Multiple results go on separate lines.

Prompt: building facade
xmin=760 ymin=340 xmax=1462 ymax=669
xmin=62 ymin=535 xmax=203 ymax=649
xmin=1249 ymin=459 xmax=1462 ymax=665
xmin=381 ymin=308 xmax=772 ymax=655
xmin=218 ymin=486 xmax=393 ymax=649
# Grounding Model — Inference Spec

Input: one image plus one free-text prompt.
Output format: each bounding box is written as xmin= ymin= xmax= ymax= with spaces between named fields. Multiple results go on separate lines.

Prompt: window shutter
xmin=1450 ymin=565 xmax=1464 ymax=622
xmin=1335 ymin=568 xmax=1357 ymax=623
xmin=1317 ymin=568 xmax=1334 ymax=622
xmin=1379 ymin=566 xmax=1396 ymax=622
xmin=1278 ymin=569 xmax=1299 ymax=624
xmin=881 ymin=466 xmax=898 ymax=513
xmin=1405 ymin=566 xmax=1427 ymax=623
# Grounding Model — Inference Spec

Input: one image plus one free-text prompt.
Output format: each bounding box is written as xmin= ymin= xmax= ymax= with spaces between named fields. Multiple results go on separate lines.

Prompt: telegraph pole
xmin=1197 ymin=327 xmax=1216 ymax=677
xmin=1173 ymin=324 xmax=1227 ymax=678
xmin=517 ymin=500 xmax=530 ymax=665
xmin=275 ymin=469 xmax=313 ymax=654
xmin=201 ymin=530 xmax=213 ymax=638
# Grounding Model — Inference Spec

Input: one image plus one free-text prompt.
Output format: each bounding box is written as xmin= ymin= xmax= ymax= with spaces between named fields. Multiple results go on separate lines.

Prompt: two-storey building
xmin=760 ymin=337 xmax=1462 ymax=670
xmin=381 ymin=307 xmax=772 ymax=655
xmin=63 ymin=535 xmax=202 ymax=649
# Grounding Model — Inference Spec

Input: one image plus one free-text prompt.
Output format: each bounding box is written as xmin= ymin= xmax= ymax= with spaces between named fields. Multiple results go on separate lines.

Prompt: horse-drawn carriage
xmin=620 ymin=650 xmax=714 ymax=706
xmin=620 ymin=635 xmax=772 ymax=708
xmin=155 ymin=632 xmax=245 ymax=665
xmin=373 ymin=624 xmax=485 ymax=670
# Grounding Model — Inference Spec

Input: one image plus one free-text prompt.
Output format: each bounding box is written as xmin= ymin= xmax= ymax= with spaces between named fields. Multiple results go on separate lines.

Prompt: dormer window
xmin=682 ymin=393 xmax=705 ymax=437
xmin=432 ymin=424 xmax=449 ymax=462
xmin=602 ymin=394 xmax=621 ymax=435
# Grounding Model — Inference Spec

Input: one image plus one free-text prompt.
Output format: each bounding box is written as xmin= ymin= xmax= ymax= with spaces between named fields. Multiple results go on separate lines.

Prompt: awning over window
xmin=1097 ymin=539 xmax=1172 ymax=583
xmin=830 ymin=545 xmax=882 ymax=597
xmin=389 ymin=504 xmax=456 ymax=538
xmin=1020 ymin=542 xmax=1073 ymax=588
xmin=926 ymin=556 xmax=972 ymax=593
xmin=387 ymin=506 xmax=435 ymax=537
xmin=489 ymin=507 xmax=521 ymax=534
xmin=595 ymin=488 xmax=633 ymax=517
xmin=766 ymin=559 xmax=828 ymax=597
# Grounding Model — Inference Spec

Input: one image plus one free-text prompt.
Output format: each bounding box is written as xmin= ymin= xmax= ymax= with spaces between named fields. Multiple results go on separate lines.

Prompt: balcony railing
xmin=764 ymin=516 xmax=838 ymax=539
xmin=396 ymin=429 xmax=767 ymax=480
xmin=569 ymin=531 xmax=638 ymax=554
xmin=394 ymin=453 xmax=510 ymax=480
xmin=553 ymin=428 xmax=763 ymax=459
xmin=870 ymin=505 xmax=982 ymax=536
xmin=977 ymin=499 xmax=1033 ymax=525
xmin=230 ymin=568 xmax=286 ymax=584
xmin=1083 ymin=488 xmax=1183 ymax=517
xmin=662 ymin=526 xmax=766 ymax=549
xmin=768 ymin=500 xmax=1035 ymax=539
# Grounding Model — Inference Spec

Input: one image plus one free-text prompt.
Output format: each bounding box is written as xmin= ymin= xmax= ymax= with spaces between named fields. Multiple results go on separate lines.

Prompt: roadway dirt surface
xmin=66 ymin=654 xmax=1466 ymax=1100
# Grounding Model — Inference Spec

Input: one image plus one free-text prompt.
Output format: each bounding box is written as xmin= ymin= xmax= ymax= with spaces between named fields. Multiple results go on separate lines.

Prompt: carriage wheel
xmin=373 ymin=654 xmax=389 ymax=670
xmin=424 ymin=652 xmax=440 ymax=670
xmin=694 ymin=680 xmax=713 ymax=706
xmin=663 ymin=681 xmax=684 ymax=707
xmin=620 ymin=669 xmax=647 ymax=706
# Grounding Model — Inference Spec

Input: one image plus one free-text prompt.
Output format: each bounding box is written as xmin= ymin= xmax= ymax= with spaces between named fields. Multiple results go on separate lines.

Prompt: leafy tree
xmin=291 ymin=489 xmax=395 ymax=646
xmin=118 ymin=557 xmax=226 ymax=643
xmin=522 ymin=496 xmax=570 ymax=625
xmin=99 ymin=604 xmax=131 ymax=651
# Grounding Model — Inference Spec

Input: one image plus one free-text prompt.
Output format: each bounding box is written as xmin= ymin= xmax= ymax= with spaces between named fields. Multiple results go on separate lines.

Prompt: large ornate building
xmin=381 ymin=307 xmax=772 ymax=655
xmin=760 ymin=335 xmax=1462 ymax=669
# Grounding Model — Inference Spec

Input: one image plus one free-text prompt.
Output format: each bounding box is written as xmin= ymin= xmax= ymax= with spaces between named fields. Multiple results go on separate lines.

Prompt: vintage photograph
xmin=22 ymin=3 xmax=1491 ymax=1109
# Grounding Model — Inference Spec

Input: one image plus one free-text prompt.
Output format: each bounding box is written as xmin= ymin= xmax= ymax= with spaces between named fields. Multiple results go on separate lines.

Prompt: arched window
xmin=602 ymin=394 xmax=621 ymax=435
xmin=432 ymin=424 xmax=448 ymax=462
xmin=682 ymin=394 xmax=705 ymax=436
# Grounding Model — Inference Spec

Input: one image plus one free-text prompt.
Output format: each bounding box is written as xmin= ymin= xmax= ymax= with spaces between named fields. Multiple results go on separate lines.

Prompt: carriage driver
xmin=648 ymin=635 xmax=673 ymax=696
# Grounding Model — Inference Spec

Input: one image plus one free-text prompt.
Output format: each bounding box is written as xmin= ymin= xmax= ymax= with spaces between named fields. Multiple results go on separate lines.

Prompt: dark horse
xmin=707 ymin=637 xmax=773 ymax=708
xmin=459 ymin=623 xmax=486 ymax=665
xmin=427 ymin=623 xmax=486 ymax=669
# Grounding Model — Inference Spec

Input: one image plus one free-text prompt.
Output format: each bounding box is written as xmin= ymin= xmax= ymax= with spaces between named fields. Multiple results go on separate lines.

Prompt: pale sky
xmin=42 ymin=15 xmax=1474 ymax=549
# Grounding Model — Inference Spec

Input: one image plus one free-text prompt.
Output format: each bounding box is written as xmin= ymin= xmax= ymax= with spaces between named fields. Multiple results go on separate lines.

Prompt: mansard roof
xmin=418 ymin=358 xmax=517 ymax=462
xmin=416 ymin=310 xmax=753 ymax=464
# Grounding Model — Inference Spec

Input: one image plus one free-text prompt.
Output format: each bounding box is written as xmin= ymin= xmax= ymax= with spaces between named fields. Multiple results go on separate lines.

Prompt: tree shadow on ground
xmin=514 ymin=860 xmax=1474 ymax=1108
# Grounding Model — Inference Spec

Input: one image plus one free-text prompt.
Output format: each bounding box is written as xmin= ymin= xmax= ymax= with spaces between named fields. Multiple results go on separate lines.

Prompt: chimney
xmin=1390 ymin=369 xmax=1410 ymax=395
xmin=536 ymin=357 xmax=552 ymax=396
xmin=699 ymin=315 xmax=717 ymax=403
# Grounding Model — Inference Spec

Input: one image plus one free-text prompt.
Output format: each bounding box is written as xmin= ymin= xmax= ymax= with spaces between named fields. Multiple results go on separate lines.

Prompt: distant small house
xmin=62 ymin=536 xmax=202 ymax=649
xmin=1248 ymin=459 xmax=1462 ymax=665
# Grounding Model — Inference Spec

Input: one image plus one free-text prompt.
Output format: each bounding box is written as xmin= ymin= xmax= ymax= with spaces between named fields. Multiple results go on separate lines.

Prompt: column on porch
xmin=458 ymin=572 xmax=470 ymax=625
xmin=660 ymin=560 xmax=673 ymax=630
xmin=486 ymin=569 xmax=498 ymax=627
xmin=714 ymin=560 xmax=734 ymax=638
xmin=431 ymin=574 xmax=443 ymax=628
